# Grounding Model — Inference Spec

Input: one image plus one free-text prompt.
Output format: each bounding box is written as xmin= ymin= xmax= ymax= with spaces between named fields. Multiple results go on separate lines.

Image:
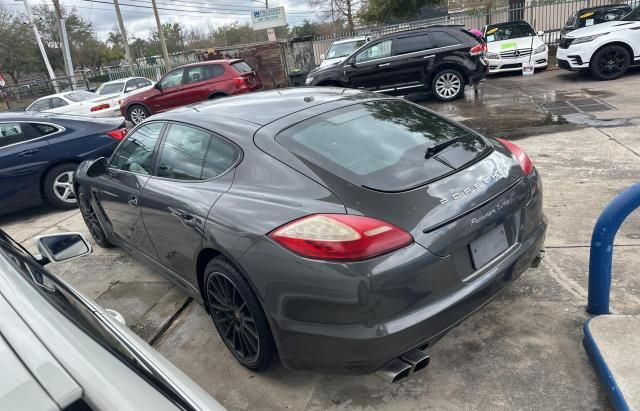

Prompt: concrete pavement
xmin=2 ymin=67 xmax=640 ymax=410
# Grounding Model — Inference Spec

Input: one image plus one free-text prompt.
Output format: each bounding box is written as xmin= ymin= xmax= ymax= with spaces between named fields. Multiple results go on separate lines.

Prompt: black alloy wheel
xmin=78 ymin=188 xmax=113 ymax=248
xmin=204 ymin=258 xmax=274 ymax=371
xmin=591 ymin=45 xmax=630 ymax=81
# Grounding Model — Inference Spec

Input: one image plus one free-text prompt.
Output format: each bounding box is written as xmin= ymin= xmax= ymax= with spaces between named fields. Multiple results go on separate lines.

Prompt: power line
xmin=118 ymin=0 xmax=315 ymax=15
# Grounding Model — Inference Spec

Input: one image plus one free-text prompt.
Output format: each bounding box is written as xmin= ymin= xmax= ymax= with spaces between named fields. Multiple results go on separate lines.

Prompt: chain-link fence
xmin=312 ymin=0 xmax=640 ymax=65
xmin=0 ymin=76 xmax=90 ymax=112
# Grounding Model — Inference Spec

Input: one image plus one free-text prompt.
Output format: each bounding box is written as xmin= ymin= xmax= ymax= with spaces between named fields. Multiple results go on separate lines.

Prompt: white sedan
xmin=27 ymin=90 xmax=121 ymax=118
xmin=94 ymin=77 xmax=155 ymax=117
xmin=483 ymin=21 xmax=549 ymax=74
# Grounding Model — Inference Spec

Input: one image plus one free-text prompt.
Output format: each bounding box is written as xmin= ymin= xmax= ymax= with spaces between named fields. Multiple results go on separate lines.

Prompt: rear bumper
xmin=273 ymin=222 xmax=546 ymax=374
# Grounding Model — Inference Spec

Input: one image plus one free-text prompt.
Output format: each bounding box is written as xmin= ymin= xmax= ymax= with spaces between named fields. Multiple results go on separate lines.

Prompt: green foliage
xmin=359 ymin=0 xmax=443 ymax=24
xmin=0 ymin=6 xmax=44 ymax=83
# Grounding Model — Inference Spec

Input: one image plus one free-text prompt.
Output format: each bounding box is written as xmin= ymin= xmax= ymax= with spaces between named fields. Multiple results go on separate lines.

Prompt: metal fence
xmin=107 ymin=54 xmax=200 ymax=81
xmin=312 ymin=0 xmax=640 ymax=65
xmin=0 ymin=76 xmax=90 ymax=111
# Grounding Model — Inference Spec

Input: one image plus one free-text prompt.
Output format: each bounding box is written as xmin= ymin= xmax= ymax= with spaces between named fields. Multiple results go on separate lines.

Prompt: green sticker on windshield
xmin=500 ymin=41 xmax=518 ymax=50
xmin=486 ymin=27 xmax=498 ymax=35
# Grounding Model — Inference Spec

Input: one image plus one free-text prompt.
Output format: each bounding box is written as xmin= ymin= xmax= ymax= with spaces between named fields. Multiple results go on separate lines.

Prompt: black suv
xmin=305 ymin=27 xmax=488 ymax=101
xmin=561 ymin=4 xmax=631 ymax=37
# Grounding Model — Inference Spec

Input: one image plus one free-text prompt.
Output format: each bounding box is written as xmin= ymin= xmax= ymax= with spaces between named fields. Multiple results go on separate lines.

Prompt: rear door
xmin=390 ymin=33 xmax=437 ymax=87
xmin=0 ymin=122 xmax=53 ymax=212
xmin=346 ymin=39 xmax=397 ymax=89
xmin=140 ymin=122 xmax=238 ymax=286
xmin=181 ymin=65 xmax=224 ymax=103
xmin=94 ymin=122 xmax=165 ymax=256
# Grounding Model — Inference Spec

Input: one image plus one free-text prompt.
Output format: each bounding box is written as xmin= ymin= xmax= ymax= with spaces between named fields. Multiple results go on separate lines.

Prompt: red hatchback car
xmin=121 ymin=59 xmax=263 ymax=124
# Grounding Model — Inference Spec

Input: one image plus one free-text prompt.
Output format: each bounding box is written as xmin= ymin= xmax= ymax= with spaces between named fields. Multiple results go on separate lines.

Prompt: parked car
xmin=557 ymin=5 xmax=640 ymax=80
xmin=0 ymin=229 xmax=226 ymax=411
xmin=26 ymin=90 xmax=123 ymax=118
xmin=120 ymin=59 xmax=263 ymax=125
xmin=560 ymin=4 xmax=631 ymax=39
xmin=319 ymin=36 xmax=368 ymax=68
xmin=0 ymin=112 xmax=126 ymax=214
xmin=305 ymin=27 xmax=488 ymax=101
xmin=75 ymin=88 xmax=547 ymax=379
xmin=93 ymin=77 xmax=155 ymax=117
xmin=483 ymin=21 xmax=548 ymax=74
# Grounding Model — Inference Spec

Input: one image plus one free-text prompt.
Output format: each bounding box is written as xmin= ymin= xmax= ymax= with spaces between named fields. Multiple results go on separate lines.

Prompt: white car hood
xmin=566 ymin=20 xmax=639 ymax=38
xmin=319 ymin=57 xmax=346 ymax=68
xmin=487 ymin=36 xmax=544 ymax=53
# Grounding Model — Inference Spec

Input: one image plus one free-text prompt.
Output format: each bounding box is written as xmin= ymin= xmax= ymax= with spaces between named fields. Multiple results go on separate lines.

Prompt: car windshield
xmin=576 ymin=7 xmax=629 ymax=27
xmin=97 ymin=82 xmax=125 ymax=95
xmin=326 ymin=40 xmax=366 ymax=59
xmin=621 ymin=6 xmax=640 ymax=21
xmin=65 ymin=90 xmax=97 ymax=102
xmin=0 ymin=232 xmax=196 ymax=411
xmin=485 ymin=22 xmax=535 ymax=42
xmin=276 ymin=100 xmax=487 ymax=192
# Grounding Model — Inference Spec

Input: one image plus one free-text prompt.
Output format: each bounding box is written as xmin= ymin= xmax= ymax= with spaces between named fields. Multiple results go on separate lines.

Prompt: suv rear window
xmin=231 ymin=61 xmax=253 ymax=73
xmin=276 ymin=100 xmax=487 ymax=192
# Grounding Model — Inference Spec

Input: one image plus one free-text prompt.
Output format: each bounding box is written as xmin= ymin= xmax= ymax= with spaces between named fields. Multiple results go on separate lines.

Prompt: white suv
xmin=557 ymin=6 xmax=640 ymax=80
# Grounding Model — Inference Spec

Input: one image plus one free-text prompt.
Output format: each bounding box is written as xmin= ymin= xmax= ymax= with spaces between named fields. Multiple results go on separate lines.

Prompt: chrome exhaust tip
xmin=400 ymin=349 xmax=431 ymax=373
xmin=375 ymin=358 xmax=412 ymax=383
xmin=531 ymin=249 xmax=545 ymax=268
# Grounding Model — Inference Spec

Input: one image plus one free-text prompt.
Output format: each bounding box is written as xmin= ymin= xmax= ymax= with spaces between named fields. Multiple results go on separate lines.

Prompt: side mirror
xmin=87 ymin=157 xmax=108 ymax=177
xmin=347 ymin=57 xmax=356 ymax=67
xmin=36 ymin=233 xmax=92 ymax=264
xmin=537 ymin=30 xmax=545 ymax=37
xmin=320 ymin=54 xmax=325 ymax=61
xmin=155 ymin=82 xmax=163 ymax=91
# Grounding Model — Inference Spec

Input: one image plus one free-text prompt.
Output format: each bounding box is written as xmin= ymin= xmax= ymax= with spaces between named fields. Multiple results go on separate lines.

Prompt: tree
xmin=0 ymin=6 xmax=44 ymax=84
xmin=310 ymin=0 xmax=360 ymax=31
xmin=359 ymin=0 xmax=444 ymax=24
xmin=149 ymin=23 xmax=186 ymax=55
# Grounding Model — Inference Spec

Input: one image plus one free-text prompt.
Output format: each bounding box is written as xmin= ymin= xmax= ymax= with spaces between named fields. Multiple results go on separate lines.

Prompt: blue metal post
xmin=588 ymin=183 xmax=640 ymax=315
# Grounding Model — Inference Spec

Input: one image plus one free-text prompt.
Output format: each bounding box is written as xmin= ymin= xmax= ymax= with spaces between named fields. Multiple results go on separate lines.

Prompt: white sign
xmin=251 ymin=7 xmax=287 ymax=31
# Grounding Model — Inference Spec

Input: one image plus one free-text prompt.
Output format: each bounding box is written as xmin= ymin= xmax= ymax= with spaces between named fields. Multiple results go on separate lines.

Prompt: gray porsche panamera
xmin=74 ymin=88 xmax=546 ymax=379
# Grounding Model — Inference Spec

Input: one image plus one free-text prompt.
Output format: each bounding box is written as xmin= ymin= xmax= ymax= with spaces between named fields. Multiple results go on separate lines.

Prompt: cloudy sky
xmin=4 ymin=0 xmax=319 ymax=40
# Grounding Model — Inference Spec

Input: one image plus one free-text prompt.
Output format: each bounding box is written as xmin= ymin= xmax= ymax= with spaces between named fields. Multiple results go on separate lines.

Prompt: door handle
xmin=18 ymin=149 xmax=39 ymax=157
xmin=127 ymin=195 xmax=138 ymax=207
xmin=179 ymin=213 xmax=196 ymax=226
xmin=378 ymin=63 xmax=391 ymax=67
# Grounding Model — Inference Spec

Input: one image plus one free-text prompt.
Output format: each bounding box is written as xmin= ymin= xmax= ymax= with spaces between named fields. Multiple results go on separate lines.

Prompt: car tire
xmin=43 ymin=163 xmax=78 ymax=209
xmin=203 ymin=257 xmax=275 ymax=371
xmin=590 ymin=45 xmax=630 ymax=81
xmin=431 ymin=69 xmax=465 ymax=102
xmin=77 ymin=187 xmax=113 ymax=248
xmin=128 ymin=105 xmax=149 ymax=125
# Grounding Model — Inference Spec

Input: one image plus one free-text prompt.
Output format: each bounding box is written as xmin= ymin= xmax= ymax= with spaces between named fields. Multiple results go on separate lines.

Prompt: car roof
xmin=578 ymin=4 xmax=630 ymax=13
xmin=486 ymin=20 xmax=532 ymax=28
xmin=101 ymin=77 xmax=147 ymax=84
xmin=174 ymin=59 xmax=242 ymax=69
xmin=156 ymin=87 xmax=381 ymax=127
xmin=332 ymin=36 xmax=367 ymax=44
xmin=376 ymin=25 xmax=464 ymax=40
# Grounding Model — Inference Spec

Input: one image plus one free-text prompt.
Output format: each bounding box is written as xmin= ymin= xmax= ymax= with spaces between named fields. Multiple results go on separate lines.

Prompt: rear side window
xmin=136 ymin=78 xmax=152 ymax=88
xmin=51 ymin=97 xmax=68 ymax=108
xmin=231 ymin=61 xmax=253 ymax=73
xmin=432 ymin=31 xmax=461 ymax=47
xmin=31 ymin=123 xmax=59 ymax=136
xmin=276 ymin=100 xmax=486 ymax=192
xmin=205 ymin=64 xmax=225 ymax=79
xmin=156 ymin=124 xmax=238 ymax=181
xmin=394 ymin=35 xmax=434 ymax=55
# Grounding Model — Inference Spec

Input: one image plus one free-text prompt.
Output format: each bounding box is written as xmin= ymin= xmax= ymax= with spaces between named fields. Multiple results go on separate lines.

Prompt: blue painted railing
xmin=587 ymin=183 xmax=640 ymax=315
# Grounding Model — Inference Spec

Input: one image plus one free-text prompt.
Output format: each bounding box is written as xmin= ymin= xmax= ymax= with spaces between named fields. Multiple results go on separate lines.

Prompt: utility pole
xmin=112 ymin=0 xmax=135 ymax=76
xmin=51 ymin=0 xmax=74 ymax=83
xmin=151 ymin=0 xmax=171 ymax=70
xmin=265 ymin=0 xmax=268 ymax=8
xmin=20 ymin=0 xmax=57 ymax=87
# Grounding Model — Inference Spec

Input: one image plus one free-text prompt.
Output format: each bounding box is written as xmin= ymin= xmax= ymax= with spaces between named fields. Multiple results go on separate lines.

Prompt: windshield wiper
xmin=425 ymin=136 xmax=465 ymax=159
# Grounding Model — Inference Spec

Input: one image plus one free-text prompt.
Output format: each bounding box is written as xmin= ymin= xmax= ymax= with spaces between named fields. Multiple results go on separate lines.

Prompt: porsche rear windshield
xmin=65 ymin=91 xmax=97 ymax=102
xmin=275 ymin=100 xmax=487 ymax=192
xmin=485 ymin=22 xmax=535 ymax=42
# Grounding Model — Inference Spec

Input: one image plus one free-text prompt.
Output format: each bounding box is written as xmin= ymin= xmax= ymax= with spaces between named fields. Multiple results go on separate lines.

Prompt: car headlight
xmin=534 ymin=44 xmax=547 ymax=54
xmin=305 ymin=77 xmax=314 ymax=86
xmin=485 ymin=52 xmax=500 ymax=59
xmin=572 ymin=33 xmax=609 ymax=45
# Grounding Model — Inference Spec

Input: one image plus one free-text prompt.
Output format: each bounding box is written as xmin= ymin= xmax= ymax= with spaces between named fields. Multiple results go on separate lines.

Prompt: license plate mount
xmin=469 ymin=224 xmax=509 ymax=269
